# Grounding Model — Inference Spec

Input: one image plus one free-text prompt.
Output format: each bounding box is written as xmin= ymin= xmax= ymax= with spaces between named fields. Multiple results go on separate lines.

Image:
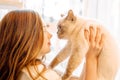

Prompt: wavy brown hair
xmin=0 ymin=10 xmax=44 ymax=80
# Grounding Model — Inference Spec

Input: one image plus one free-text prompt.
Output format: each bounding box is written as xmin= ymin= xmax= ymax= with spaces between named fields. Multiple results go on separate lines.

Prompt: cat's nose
xmin=58 ymin=25 xmax=61 ymax=29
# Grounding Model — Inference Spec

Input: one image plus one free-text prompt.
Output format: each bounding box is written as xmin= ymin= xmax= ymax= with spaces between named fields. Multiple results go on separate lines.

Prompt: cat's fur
xmin=50 ymin=10 xmax=120 ymax=80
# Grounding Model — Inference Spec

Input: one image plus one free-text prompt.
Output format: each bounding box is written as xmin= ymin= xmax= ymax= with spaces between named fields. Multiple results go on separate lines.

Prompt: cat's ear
xmin=66 ymin=10 xmax=76 ymax=21
xmin=61 ymin=14 xmax=64 ymax=17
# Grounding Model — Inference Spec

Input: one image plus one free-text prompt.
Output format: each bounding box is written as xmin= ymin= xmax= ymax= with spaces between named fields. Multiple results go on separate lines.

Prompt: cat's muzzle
xmin=57 ymin=25 xmax=61 ymax=30
xmin=57 ymin=25 xmax=62 ymax=33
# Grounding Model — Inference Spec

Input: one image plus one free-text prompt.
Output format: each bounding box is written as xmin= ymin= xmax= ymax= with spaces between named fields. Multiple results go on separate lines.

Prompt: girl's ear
xmin=66 ymin=10 xmax=76 ymax=21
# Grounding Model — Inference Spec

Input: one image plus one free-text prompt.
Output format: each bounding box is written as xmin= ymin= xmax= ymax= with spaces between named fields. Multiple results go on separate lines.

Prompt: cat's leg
xmin=49 ymin=42 xmax=71 ymax=69
xmin=62 ymin=46 xmax=87 ymax=80
xmin=79 ymin=63 xmax=86 ymax=80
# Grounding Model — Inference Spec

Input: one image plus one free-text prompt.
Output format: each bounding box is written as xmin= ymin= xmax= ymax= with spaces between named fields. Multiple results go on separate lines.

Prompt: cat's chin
xmin=57 ymin=35 xmax=63 ymax=39
xmin=57 ymin=34 xmax=65 ymax=39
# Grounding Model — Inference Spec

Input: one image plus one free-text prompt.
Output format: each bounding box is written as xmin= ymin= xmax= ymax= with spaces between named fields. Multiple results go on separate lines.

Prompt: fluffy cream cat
xmin=50 ymin=10 xmax=120 ymax=80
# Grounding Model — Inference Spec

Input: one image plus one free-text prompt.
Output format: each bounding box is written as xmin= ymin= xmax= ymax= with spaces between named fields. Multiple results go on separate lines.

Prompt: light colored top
xmin=17 ymin=64 xmax=62 ymax=80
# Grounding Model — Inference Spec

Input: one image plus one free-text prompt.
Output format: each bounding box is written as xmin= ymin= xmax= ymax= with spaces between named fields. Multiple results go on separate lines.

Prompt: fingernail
xmin=84 ymin=29 xmax=87 ymax=32
xmin=97 ymin=27 xmax=100 ymax=31
xmin=89 ymin=26 xmax=93 ymax=30
xmin=102 ymin=34 xmax=105 ymax=38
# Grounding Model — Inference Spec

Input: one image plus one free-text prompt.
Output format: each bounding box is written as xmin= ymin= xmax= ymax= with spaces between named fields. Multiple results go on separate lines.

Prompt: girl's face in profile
xmin=40 ymin=26 xmax=52 ymax=55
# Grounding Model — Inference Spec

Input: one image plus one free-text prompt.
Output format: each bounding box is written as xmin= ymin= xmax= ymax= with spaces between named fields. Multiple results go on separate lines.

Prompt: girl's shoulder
xmin=18 ymin=64 xmax=61 ymax=80
xmin=17 ymin=64 xmax=44 ymax=80
xmin=17 ymin=71 xmax=31 ymax=80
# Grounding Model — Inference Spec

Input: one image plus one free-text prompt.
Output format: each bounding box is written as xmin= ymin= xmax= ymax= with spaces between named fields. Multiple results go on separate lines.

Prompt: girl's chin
xmin=37 ymin=49 xmax=51 ymax=58
xmin=44 ymin=49 xmax=51 ymax=54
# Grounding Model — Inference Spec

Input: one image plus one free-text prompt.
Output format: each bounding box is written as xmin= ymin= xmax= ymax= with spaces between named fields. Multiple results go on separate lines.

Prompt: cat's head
xmin=57 ymin=10 xmax=77 ymax=39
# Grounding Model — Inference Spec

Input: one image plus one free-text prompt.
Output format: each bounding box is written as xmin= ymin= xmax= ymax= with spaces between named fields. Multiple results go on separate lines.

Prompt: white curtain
xmin=83 ymin=0 xmax=120 ymax=42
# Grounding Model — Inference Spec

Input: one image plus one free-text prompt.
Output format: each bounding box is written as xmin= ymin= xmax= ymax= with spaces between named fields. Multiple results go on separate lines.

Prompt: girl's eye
xmin=46 ymin=24 xmax=50 ymax=28
xmin=43 ymin=28 xmax=47 ymax=32
xmin=43 ymin=27 xmax=48 ymax=33
xmin=43 ymin=23 xmax=50 ymax=32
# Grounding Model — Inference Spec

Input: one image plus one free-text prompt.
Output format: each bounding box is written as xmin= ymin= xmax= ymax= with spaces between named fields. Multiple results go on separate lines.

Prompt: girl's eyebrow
xmin=43 ymin=24 xmax=50 ymax=27
xmin=43 ymin=24 xmax=50 ymax=30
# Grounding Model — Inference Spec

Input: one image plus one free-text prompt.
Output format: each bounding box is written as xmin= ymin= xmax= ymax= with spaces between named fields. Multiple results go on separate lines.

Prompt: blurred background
xmin=0 ymin=0 xmax=120 ymax=79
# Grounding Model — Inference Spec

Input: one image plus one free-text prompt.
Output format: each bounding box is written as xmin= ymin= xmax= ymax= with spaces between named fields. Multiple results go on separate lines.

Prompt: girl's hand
xmin=84 ymin=26 xmax=105 ymax=59
xmin=84 ymin=26 xmax=105 ymax=80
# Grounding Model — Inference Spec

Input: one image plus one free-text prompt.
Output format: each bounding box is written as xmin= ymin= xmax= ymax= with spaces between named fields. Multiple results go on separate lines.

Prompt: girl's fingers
xmin=84 ymin=29 xmax=89 ymax=42
xmin=99 ymin=34 xmax=105 ymax=47
xmin=86 ymin=26 xmax=105 ymax=49
xmin=89 ymin=26 xmax=95 ymax=43
xmin=95 ymin=27 xmax=101 ymax=44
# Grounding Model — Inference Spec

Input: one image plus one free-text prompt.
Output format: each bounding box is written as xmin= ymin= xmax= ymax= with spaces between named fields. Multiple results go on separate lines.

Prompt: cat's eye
xmin=71 ymin=18 xmax=74 ymax=21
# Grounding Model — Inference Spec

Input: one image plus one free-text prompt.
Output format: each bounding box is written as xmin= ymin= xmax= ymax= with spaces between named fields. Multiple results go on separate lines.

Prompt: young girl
xmin=0 ymin=10 xmax=104 ymax=80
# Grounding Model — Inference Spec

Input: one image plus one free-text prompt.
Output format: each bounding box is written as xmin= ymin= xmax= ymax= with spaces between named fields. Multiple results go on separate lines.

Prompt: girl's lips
xmin=48 ymin=42 xmax=51 ymax=45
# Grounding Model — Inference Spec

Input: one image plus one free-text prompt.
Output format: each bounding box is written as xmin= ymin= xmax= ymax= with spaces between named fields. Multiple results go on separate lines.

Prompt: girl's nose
xmin=48 ymin=32 xmax=52 ymax=39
